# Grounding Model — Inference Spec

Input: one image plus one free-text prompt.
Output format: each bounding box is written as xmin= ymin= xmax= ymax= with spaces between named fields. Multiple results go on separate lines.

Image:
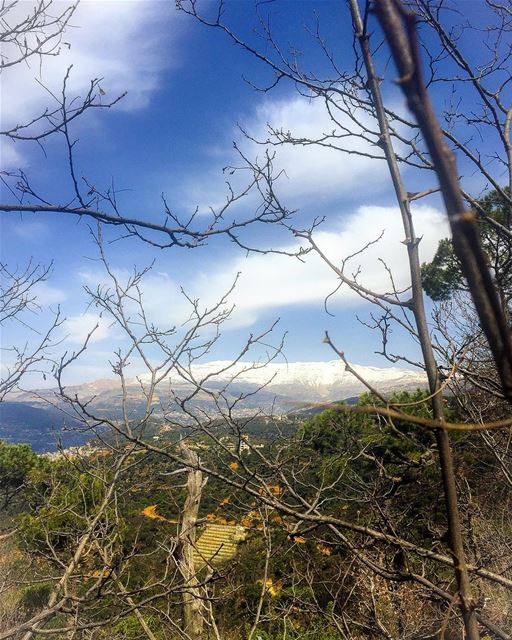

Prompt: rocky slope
xmin=7 ymin=360 xmax=427 ymax=421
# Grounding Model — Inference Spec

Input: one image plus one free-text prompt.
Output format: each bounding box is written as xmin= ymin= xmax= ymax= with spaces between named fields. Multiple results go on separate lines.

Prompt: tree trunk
xmin=177 ymin=445 xmax=204 ymax=640
xmin=348 ymin=2 xmax=480 ymax=637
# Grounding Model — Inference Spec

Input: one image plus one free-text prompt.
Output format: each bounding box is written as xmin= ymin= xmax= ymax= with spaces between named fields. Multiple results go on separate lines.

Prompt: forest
xmin=1 ymin=1 xmax=512 ymax=639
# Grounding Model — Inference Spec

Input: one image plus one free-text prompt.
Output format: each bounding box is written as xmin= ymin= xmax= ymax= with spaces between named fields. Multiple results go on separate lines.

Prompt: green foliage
xmin=19 ymin=582 xmax=52 ymax=613
xmin=0 ymin=440 xmax=39 ymax=485
xmin=360 ymin=388 xmax=439 ymax=451
xmin=421 ymin=238 xmax=463 ymax=301
xmin=216 ymin=528 xmax=348 ymax=639
xmin=3 ymin=394 xmax=507 ymax=640
xmin=298 ymin=390 xmax=452 ymax=541
xmin=19 ymin=462 xmax=113 ymax=555
xmin=300 ymin=403 xmax=372 ymax=456
xmin=0 ymin=439 xmax=49 ymax=512
xmin=110 ymin=614 xmax=159 ymax=640
xmin=301 ymin=389 xmax=440 ymax=468
xmin=421 ymin=188 xmax=512 ymax=301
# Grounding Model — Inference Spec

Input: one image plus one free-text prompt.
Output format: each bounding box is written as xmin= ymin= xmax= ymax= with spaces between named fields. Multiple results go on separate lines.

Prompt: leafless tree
xmin=0 ymin=261 xmax=61 ymax=400
xmin=2 ymin=1 xmax=512 ymax=638
xmin=12 ymin=237 xmax=503 ymax=639
xmin=0 ymin=0 xmax=77 ymax=71
xmin=0 ymin=232 xmax=288 ymax=639
xmin=170 ymin=1 xmax=512 ymax=637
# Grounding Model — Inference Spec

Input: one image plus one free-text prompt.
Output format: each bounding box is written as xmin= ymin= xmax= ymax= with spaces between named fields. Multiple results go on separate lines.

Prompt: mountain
xmin=2 ymin=360 xmax=427 ymax=450
xmin=134 ymin=359 xmax=427 ymax=408
xmin=0 ymin=402 xmax=86 ymax=452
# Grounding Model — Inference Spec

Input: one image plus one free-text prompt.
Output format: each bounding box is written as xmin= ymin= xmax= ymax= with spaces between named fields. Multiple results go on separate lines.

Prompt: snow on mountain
xmin=1 ymin=361 xmax=427 ymax=450
xmin=135 ymin=359 xmax=426 ymax=402
xmin=9 ymin=360 xmax=427 ymax=418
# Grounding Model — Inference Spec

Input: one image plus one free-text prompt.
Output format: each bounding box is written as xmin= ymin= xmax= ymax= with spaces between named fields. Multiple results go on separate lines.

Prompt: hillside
xmin=1 ymin=361 xmax=427 ymax=451
xmin=0 ymin=402 xmax=86 ymax=452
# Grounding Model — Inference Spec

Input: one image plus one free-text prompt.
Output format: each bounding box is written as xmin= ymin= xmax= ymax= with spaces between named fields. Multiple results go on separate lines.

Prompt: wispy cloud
xmin=1 ymin=142 xmax=27 ymax=170
xmin=77 ymin=266 xmax=192 ymax=328
xmin=180 ymin=94 xmax=391 ymax=216
xmin=13 ymin=221 xmax=50 ymax=242
xmin=186 ymin=204 xmax=449 ymax=327
xmin=77 ymin=204 xmax=448 ymax=332
xmin=61 ymin=312 xmax=114 ymax=344
xmin=241 ymin=96 xmax=388 ymax=204
xmin=32 ymin=282 xmax=67 ymax=305
xmin=40 ymin=204 xmax=447 ymax=381
xmin=1 ymin=1 xmax=183 ymax=168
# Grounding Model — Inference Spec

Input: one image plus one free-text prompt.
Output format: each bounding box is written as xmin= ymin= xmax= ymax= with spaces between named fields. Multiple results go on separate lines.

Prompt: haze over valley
xmin=3 ymin=360 xmax=427 ymax=451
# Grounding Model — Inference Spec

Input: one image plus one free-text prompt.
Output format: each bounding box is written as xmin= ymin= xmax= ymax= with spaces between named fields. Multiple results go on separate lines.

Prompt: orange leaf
xmin=142 ymin=505 xmax=158 ymax=519
xmin=316 ymin=543 xmax=332 ymax=556
xmin=257 ymin=578 xmax=282 ymax=597
xmin=141 ymin=505 xmax=174 ymax=523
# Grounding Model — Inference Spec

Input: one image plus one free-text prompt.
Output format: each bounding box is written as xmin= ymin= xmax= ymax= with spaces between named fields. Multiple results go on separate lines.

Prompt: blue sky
xmin=0 ymin=0 xmax=497 ymax=386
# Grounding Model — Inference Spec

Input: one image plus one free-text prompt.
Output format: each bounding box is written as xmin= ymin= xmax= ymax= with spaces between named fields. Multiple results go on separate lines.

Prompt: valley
xmin=1 ymin=360 xmax=427 ymax=451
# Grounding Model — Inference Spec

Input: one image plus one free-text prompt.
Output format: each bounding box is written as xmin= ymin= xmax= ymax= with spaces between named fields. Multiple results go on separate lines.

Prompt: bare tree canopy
xmin=1 ymin=2 xmax=511 ymax=639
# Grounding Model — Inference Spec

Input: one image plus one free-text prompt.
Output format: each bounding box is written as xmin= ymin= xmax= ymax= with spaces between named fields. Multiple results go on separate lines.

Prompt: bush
xmin=19 ymin=582 xmax=52 ymax=613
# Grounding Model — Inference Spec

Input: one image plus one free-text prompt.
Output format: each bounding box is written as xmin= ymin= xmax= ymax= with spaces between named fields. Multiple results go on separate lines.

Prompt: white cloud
xmin=181 ymin=94 xmax=392 ymax=216
xmin=241 ymin=96 xmax=389 ymax=204
xmin=13 ymin=221 xmax=50 ymax=241
xmin=62 ymin=312 xmax=113 ymax=344
xmin=33 ymin=282 xmax=67 ymax=305
xmin=187 ymin=204 xmax=449 ymax=327
xmin=1 ymin=0 xmax=181 ymax=168
xmin=71 ymin=205 xmax=449 ymax=336
xmin=1 ymin=142 xmax=27 ymax=169
xmin=77 ymin=266 xmax=192 ymax=329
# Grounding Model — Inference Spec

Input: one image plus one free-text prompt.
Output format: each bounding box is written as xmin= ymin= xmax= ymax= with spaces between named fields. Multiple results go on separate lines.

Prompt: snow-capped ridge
xmin=134 ymin=359 xmax=425 ymax=390
xmin=8 ymin=359 xmax=427 ymax=425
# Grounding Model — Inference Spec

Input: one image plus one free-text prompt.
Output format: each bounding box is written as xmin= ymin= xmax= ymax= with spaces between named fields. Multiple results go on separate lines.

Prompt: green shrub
xmin=19 ymin=582 xmax=52 ymax=612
